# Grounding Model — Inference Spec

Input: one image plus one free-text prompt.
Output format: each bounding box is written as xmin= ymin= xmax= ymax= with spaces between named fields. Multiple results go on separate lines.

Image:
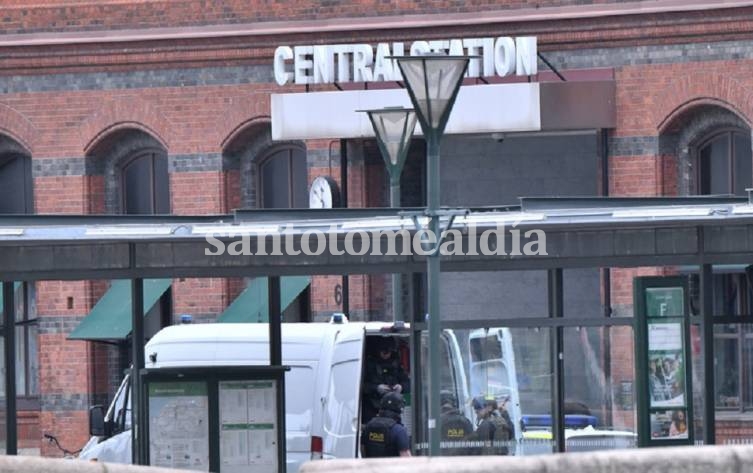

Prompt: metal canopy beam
xmin=0 ymin=224 xmax=752 ymax=280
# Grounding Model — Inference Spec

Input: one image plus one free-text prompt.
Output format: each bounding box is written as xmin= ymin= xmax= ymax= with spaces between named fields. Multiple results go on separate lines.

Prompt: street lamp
xmin=360 ymin=106 xmax=418 ymax=323
xmin=394 ymin=55 xmax=470 ymax=456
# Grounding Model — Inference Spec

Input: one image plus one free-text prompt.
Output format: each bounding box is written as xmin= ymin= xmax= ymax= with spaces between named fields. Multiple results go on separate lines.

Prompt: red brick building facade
xmin=1 ymin=0 xmax=753 ymax=456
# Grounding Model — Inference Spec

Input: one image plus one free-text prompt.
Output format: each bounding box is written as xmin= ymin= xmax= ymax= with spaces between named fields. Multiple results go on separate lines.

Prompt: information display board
xmin=219 ymin=380 xmax=279 ymax=473
xmin=143 ymin=366 xmax=287 ymax=473
xmin=634 ymin=277 xmax=693 ymax=447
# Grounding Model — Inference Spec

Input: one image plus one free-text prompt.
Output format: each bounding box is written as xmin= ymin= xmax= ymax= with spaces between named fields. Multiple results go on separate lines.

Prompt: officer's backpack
xmin=490 ymin=413 xmax=514 ymax=454
xmin=362 ymin=416 xmax=397 ymax=457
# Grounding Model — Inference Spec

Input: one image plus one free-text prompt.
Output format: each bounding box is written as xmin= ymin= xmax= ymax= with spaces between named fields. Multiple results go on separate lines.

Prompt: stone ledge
xmin=301 ymin=445 xmax=753 ymax=473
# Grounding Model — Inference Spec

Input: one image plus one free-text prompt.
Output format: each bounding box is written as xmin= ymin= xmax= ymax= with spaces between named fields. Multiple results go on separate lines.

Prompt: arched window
xmin=121 ymin=150 xmax=169 ymax=214
xmin=257 ymin=146 xmax=307 ymax=209
xmin=0 ymin=154 xmax=33 ymax=213
xmin=693 ymin=129 xmax=752 ymax=196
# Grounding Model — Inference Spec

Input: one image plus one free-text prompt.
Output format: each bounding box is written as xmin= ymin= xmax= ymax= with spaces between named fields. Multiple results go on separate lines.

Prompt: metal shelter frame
xmin=1 ymin=196 xmax=753 ymax=459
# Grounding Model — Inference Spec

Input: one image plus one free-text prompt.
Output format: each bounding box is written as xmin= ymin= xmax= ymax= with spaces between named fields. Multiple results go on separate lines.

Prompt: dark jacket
xmin=363 ymin=355 xmax=410 ymax=407
xmin=440 ymin=407 xmax=474 ymax=455
xmin=470 ymin=411 xmax=513 ymax=455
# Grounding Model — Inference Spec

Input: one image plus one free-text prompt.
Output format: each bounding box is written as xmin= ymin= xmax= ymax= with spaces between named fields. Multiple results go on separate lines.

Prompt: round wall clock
xmin=309 ymin=176 xmax=341 ymax=208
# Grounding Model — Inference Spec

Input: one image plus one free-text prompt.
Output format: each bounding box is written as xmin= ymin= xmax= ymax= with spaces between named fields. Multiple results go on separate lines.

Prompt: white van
xmin=79 ymin=318 xmax=482 ymax=471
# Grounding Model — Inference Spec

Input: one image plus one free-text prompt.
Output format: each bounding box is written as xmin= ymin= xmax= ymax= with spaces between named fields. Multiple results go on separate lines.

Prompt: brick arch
xmin=220 ymin=115 xmax=272 ymax=153
xmin=216 ymin=94 xmax=271 ymax=151
xmin=79 ymin=97 xmax=174 ymax=153
xmin=221 ymin=116 xmax=305 ymax=209
xmin=655 ymin=72 xmax=753 ymax=133
xmin=0 ymin=102 xmax=37 ymax=154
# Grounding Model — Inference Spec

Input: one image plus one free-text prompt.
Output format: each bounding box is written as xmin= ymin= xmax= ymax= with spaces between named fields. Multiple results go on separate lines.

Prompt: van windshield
xmin=107 ymin=374 xmax=132 ymax=432
xmin=286 ymin=366 xmax=314 ymax=432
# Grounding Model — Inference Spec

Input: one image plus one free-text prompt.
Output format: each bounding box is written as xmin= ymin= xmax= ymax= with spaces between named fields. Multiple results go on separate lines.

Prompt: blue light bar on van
xmin=522 ymin=414 xmax=598 ymax=429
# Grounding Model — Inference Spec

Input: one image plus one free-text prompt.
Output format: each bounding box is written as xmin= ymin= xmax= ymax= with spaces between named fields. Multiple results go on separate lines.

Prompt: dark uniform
xmin=439 ymin=390 xmax=474 ymax=456
xmin=470 ymin=396 xmax=514 ymax=455
xmin=361 ymin=392 xmax=411 ymax=458
xmin=362 ymin=338 xmax=410 ymax=423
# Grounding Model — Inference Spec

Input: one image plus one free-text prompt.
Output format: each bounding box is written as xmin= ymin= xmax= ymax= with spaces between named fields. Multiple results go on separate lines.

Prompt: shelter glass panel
xmin=0 ymin=283 xmax=39 ymax=398
xmin=439 ymin=271 xmax=548 ymax=321
xmin=689 ymin=324 xmax=705 ymax=444
xmin=563 ymin=268 xmax=603 ymax=319
xmin=563 ymin=326 xmax=637 ymax=452
xmin=715 ymin=324 xmax=753 ymax=446
xmin=420 ymin=327 xmax=553 ymax=456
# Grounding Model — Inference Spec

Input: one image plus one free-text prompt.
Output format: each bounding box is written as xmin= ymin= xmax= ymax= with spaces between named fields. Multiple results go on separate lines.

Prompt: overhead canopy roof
xmin=0 ymin=197 xmax=752 ymax=281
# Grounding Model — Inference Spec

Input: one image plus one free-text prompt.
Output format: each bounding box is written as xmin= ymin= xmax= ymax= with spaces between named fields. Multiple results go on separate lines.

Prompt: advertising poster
xmin=648 ymin=323 xmax=685 ymax=408
xmin=650 ymin=409 xmax=689 ymax=440
xmin=148 ymin=381 xmax=210 ymax=471
xmin=219 ymin=380 xmax=278 ymax=473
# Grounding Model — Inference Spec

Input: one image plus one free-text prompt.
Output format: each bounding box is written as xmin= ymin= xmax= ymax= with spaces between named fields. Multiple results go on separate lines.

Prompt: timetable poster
xmin=219 ymin=380 xmax=278 ymax=473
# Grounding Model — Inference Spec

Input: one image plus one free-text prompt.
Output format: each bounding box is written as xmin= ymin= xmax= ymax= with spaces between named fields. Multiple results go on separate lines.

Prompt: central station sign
xmin=273 ymin=36 xmax=538 ymax=86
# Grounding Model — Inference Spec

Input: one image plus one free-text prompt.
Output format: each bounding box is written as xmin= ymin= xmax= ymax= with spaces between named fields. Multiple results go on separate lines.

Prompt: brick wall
xmin=0 ymin=0 xmax=671 ymax=35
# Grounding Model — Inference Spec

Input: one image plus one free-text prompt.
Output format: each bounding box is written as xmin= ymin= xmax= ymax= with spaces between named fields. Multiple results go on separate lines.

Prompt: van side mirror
xmin=89 ymin=405 xmax=109 ymax=437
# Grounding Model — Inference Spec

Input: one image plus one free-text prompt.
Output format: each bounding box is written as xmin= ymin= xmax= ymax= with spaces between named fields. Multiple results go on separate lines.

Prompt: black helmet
xmin=375 ymin=337 xmax=397 ymax=353
xmin=440 ymin=390 xmax=458 ymax=408
xmin=472 ymin=395 xmax=497 ymax=411
xmin=381 ymin=391 xmax=405 ymax=413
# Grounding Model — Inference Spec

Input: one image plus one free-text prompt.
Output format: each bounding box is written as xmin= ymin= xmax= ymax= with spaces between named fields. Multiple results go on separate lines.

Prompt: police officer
xmin=361 ymin=391 xmax=412 ymax=458
xmin=439 ymin=390 xmax=474 ymax=456
xmin=470 ymin=395 xmax=513 ymax=455
xmin=362 ymin=337 xmax=410 ymax=423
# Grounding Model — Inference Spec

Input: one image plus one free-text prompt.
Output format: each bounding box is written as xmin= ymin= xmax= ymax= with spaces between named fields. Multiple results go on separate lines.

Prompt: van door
xmin=443 ymin=330 xmax=471 ymax=420
xmin=322 ymin=328 xmax=364 ymax=459
xmin=415 ymin=330 xmax=472 ymax=450
xmin=468 ymin=327 xmax=523 ymax=449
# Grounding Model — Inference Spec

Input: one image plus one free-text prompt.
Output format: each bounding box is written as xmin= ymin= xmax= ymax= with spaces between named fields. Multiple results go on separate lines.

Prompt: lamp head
xmin=390 ymin=55 xmax=471 ymax=137
xmin=358 ymin=106 xmax=417 ymax=175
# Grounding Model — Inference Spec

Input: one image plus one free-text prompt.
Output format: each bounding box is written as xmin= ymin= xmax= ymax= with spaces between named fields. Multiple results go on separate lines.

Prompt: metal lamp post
xmin=394 ymin=55 xmax=470 ymax=456
xmin=360 ymin=106 xmax=418 ymax=322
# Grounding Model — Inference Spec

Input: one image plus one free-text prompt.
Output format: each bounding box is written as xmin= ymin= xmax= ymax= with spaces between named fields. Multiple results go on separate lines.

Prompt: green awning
xmin=0 ymin=282 xmax=22 ymax=310
xmin=218 ymin=276 xmax=310 ymax=323
xmin=68 ymin=279 xmax=171 ymax=341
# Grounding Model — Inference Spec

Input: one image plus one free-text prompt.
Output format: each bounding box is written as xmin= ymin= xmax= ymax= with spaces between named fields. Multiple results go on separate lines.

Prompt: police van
xmin=78 ymin=316 xmax=483 ymax=471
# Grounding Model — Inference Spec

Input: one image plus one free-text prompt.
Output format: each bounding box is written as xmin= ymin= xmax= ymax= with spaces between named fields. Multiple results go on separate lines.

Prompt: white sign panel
xmin=271 ymin=82 xmax=541 ymax=140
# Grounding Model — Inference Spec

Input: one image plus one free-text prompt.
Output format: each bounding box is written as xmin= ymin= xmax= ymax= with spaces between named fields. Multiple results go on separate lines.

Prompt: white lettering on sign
xmin=273 ymin=36 xmax=538 ymax=86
